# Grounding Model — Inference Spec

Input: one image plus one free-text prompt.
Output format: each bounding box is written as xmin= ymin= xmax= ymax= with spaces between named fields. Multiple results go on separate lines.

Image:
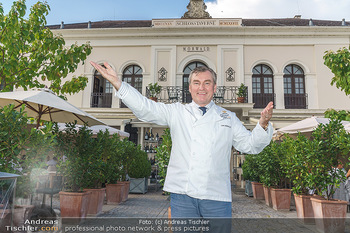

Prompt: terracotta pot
xmin=106 ymin=183 xmax=125 ymax=204
xmin=83 ymin=188 xmax=106 ymax=215
xmin=251 ymin=182 xmax=265 ymax=200
xmin=270 ymin=188 xmax=291 ymax=211
xmin=310 ymin=197 xmax=347 ymax=233
xmin=149 ymin=97 xmax=158 ymax=102
xmin=294 ymin=193 xmax=315 ymax=224
xmin=119 ymin=181 xmax=130 ymax=202
xmin=59 ymin=191 xmax=91 ymax=222
xmin=263 ymin=186 xmax=272 ymax=207
xmin=237 ymin=97 xmax=245 ymax=103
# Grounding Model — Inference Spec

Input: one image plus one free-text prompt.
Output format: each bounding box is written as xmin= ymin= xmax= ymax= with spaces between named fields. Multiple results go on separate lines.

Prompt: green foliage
xmin=148 ymin=82 xmax=161 ymax=97
xmin=128 ymin=146 xmax=151 ymax=178
xmin=282 ymin=134 xmax=315 ymax=195
xmin=323 ymin=46 xmax=350 ymax=96
xmin=0 ymin=104 xmax=29 ymax=174
xmin=0 ymin=0 xmax=92 ymax=96
xmin=281 ymin=118 xmax=350 ymax=199
xmin=242 ymin=154 xmax=261 ymax=182
xmin=0 ymin=104 xmax=56 ymax=197
xmin=238 ymin=83 xmax=247 ymax=98
xmin=324 ymin=109 xmax=350 ymax=121
xmin=259 ymin=141 xmax=290 ymax=188
xmin=155 ymin=128 xmax=171 ymax=186
xmin=97 ymin=132 xmax=121 ymax=184
xmin=54 ymin=123 xmax=96 ymax=191
xmin=118 ymin=138 xmax=137 ymax=181
xmin=309 ymin=119 xmax=349 ymax=200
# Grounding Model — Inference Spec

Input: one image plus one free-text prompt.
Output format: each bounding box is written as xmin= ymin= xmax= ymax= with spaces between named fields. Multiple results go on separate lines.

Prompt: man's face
xmin=189 ymin=71 xmax=217 ymax=107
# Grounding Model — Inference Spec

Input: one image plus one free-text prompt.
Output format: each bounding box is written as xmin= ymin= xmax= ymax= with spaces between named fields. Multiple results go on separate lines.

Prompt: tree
xmin=323 ymin=46 xmax=350 ymax=120
xmin=323 ymin=46 xmax=350 ymax=96
xmin=0 ymin=0 xmax=92 ymax=96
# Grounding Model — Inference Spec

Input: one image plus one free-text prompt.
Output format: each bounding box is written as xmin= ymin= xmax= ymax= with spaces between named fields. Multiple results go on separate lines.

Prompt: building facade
xmin=48 ymin=1 xmax=350 ymax=185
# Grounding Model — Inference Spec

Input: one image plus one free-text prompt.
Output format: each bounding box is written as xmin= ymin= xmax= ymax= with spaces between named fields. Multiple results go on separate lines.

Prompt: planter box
xmin=106 ymin=183 xmax=125 ymax=204
xmin=129 ymin=178 xmax=148 ymax=194
xmin=83 ymin=188 xmax=106 ymax=215
xmin=311 ymin=197 xmax=347 ymax=233
xmin=245 ymin=180 xmax=253 ymax=197
xmin=59 ymin=191 xmax=91 ymax=223
xmin=294 ymin=194 xmax=315 ymax=225
xmin=263 ymin=186 xmax=272 ymax=207
xmin=251 ymin=182 xmax=264 ymax=200
xmin=270 ymin=188 xmax=291 ymax=211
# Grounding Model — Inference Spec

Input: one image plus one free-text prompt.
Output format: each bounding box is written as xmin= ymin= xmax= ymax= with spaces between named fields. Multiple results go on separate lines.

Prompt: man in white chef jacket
xmin=91 ymin=62 xmax=273 ymax=232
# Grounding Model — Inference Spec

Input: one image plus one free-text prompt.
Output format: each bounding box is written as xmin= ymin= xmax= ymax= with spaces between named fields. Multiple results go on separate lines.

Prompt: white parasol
xmin=0 ymin=89 xmax=105 ymax=128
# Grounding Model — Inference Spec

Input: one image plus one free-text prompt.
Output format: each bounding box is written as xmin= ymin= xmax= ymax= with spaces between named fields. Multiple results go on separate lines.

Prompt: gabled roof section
xmin=242 ymin=18 xmax=348 ymax=26
xmin=47 ymin=18 xmax=348 ymax=29
xmin=47 ymin=20 xmax=152 ymax=29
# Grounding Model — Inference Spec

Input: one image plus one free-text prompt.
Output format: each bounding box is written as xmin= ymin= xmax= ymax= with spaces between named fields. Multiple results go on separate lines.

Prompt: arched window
xmin=183 ymin=61 xmax=207 ymax=103
xmin=252 ymin=64 xmax=274 ymax=108
xmin=121 ymin=65 xmax=143 ymax=108
xmin=283 ymin=64 xmax=307 ymax=109
xmin=91 ymin=65 xmax=112 ymax=108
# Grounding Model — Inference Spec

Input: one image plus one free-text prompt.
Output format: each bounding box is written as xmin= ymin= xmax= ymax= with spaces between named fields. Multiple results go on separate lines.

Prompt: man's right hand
xmin=90 ymin=61 xmax=122 ymax=90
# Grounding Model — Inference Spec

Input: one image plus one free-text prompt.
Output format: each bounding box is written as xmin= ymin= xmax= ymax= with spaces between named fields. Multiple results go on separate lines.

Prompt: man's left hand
xmin=259 ymin=101 xmax=273 ymax=129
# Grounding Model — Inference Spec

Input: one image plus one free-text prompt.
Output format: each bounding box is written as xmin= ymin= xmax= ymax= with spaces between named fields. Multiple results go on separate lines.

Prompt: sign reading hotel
xmin=152 ymin=19 xmax=242 ymax=28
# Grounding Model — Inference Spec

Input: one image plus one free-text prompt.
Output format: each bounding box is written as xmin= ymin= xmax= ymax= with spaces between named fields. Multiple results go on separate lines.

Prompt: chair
xmin=35 ymin=175 xmax=63 ymax=209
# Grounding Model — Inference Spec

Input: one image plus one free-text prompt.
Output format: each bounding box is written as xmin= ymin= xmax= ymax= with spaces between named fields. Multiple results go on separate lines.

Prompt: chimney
xmin=88 ymin=21 xmax=91 ymax=29
xmin=294 ymin=15 xmax=301 ymax=19
xmin=342 ymin=18 xmax=347 ymax=26
xmin=60 ymin=21 xmax=64 ymax=29
xmin=309 ymin=18 xmax=314 ymax=26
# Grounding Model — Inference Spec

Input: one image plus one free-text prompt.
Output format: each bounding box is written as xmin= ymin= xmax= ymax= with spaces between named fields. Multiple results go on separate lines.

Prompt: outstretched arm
xmin=90 ymin=61 xmax=122 ymax=90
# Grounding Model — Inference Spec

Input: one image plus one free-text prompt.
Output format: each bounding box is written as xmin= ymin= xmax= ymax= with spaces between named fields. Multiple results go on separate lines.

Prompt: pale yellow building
xmin=48 ymin=1 xmax=350 ymax=185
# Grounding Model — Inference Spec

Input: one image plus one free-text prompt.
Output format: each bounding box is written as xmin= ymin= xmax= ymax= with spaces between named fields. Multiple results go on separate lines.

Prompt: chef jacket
xmin=117 ymin=82 xmax=273 ymax=202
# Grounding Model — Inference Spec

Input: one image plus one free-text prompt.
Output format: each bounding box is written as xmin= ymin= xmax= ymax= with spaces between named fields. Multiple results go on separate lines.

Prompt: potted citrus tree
xmin=242 ymin=153 xmax=261 ymax=198
xmin=81 ymin=130 xmax=114 ymax=215
xmin=282 ymin=134 xmax=316 ymax=224
xmin=258 ymin=141 xmax=292 ymax=211
xmin=55 ymin=123 xmax=92 ymax=222
xmin=148 ymin=82 xmax=161 ymax=102
xmin=244 ymin=152 xmax=265 ymax=200
xmin=308 ymin=119 xmax=349 ymax=233
xmin=104 ymin=135 xmax=125 ymax=205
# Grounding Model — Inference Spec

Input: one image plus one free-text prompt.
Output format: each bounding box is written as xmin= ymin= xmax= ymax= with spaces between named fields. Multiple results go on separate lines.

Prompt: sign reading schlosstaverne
xmin=152 ymin=19 xmax=242 ymax=28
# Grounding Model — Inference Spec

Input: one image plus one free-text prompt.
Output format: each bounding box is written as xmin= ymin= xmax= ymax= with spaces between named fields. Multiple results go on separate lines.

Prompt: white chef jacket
xmin=117 ymin=82 xmax=273 ymax=202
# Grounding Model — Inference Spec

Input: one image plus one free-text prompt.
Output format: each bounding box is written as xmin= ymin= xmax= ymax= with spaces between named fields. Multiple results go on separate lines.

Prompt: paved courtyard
xmin=48 ymin=187 xmax=350 ymax=233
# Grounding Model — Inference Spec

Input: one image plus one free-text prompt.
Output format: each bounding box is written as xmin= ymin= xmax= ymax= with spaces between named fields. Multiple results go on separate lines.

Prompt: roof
xmin=47 ymin=18 xmax=348 ymax=30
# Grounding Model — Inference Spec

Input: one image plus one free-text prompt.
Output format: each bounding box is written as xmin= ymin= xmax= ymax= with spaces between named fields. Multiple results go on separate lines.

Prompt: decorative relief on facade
xmin=182 ymin=0 xmax=211 ymax=19
xmin=158 ymin=67 xmax=167 ymax=82
xmin=226 ymin=67 xmax=235 ymax=82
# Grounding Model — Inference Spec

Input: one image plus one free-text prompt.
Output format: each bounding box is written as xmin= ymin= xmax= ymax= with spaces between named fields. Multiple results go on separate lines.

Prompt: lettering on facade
xmin=176 ymin=20 xmax=216 ymax=26
xmin=219 ymin=20 xmax=240 ymax=26
xmin=183 ymin=46 xmax=210 ymax=52
xmin=152 ymin=19 xmax=241 ymax=28
xmin=153 ymin=21 xmax=174 ymax=27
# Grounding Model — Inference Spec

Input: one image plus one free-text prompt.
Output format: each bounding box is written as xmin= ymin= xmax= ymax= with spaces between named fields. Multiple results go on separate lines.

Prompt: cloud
xmin=205 ymin=0 xmax=350 ymax=21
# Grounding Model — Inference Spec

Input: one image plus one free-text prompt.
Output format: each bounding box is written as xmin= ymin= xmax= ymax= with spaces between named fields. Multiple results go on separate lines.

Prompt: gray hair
xmin=189 ymin=66 xmax=217 ymax=85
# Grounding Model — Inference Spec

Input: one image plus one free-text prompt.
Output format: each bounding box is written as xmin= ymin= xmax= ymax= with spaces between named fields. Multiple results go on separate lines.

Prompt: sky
xmin=1 ymin=0 xmax=350 ymax=25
